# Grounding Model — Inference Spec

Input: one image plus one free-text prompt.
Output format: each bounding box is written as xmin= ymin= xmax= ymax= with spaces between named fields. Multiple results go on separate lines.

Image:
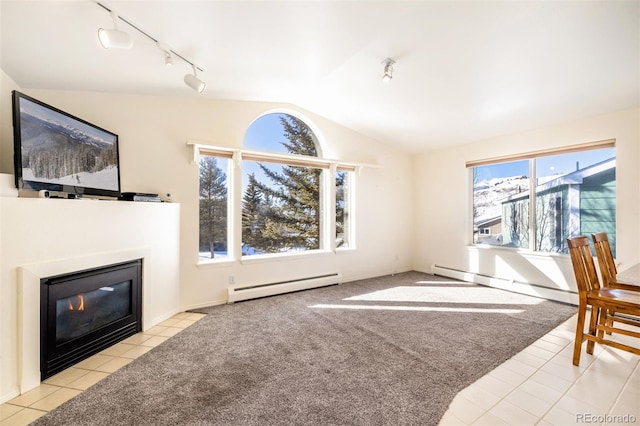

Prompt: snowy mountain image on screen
xmin=19 ymin=97 xmax=118 ymax=191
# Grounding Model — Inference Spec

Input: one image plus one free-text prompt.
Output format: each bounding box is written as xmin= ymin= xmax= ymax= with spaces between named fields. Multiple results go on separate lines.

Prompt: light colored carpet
xmin=32 ymin=271 xmax=576 ymax=425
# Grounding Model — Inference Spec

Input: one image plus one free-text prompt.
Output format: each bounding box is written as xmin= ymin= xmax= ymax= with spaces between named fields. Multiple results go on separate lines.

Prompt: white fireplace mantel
xmin=1 ymin=197 xmax=181 ymax=401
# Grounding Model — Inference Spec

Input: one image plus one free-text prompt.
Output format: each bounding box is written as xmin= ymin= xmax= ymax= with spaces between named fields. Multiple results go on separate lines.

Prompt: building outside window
xmin=471 ymin=145 xmax=616 ymax=255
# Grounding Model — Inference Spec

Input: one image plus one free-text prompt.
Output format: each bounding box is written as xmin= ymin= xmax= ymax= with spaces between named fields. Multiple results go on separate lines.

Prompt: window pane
xmin=473 ymin=160 xmax=530 ymax=248
xmin=199 ymin=156 xmax=229 ymax=260
xmin=534 ymin=148 xmax=615 ymax=254
xmin=244 ymin=113 xmax=318 ymax=156
xmin=336 ymin=170 xmax=351 ymax=248
xmin=242 ymin=161 xmax=321 ymax=255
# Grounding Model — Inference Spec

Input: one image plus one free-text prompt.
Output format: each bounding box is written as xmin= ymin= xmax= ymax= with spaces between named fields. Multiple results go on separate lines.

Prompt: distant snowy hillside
xmin=473 ymin=176 xmax=528 ymax=223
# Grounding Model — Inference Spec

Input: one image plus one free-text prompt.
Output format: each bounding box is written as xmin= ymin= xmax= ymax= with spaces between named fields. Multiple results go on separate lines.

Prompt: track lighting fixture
xmin=164 ymin=51 xmax=173 ymax=66
xmin=157 ymin=43 xmax=173 ymax=66
xmin=96 ymin=2 xmax=206 ymax=93
xmin=382 ymin=58 xmax=395 ymax=82
xmin=184 ymin=65 xmax=206 ymax=93
xmin=98 ymin=10 xmax=133 ymax=49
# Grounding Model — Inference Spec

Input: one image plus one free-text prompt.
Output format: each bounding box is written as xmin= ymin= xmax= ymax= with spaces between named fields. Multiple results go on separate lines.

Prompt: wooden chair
xmin=567 ymin=236 xmax=640 ymax=366
xmin=591 ymin=232 xmax=640 ymax=331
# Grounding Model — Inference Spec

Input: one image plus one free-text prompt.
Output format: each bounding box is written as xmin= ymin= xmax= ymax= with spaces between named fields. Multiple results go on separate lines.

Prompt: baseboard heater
xmin=430 ymin=264 xmax=577 ymax=305
xmin=227 ymin=273 xmax=342 ymax=303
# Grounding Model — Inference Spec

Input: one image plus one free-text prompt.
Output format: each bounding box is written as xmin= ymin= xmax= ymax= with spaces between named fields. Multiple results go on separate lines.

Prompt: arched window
xmin=241 ymin=113 xmax=322 ymax=256
xmin=196 ymin=112 xmax=353 ymax=262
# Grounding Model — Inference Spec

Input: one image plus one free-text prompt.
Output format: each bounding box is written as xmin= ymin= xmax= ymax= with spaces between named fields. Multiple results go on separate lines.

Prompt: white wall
xmin=412 ymin=108 xmax=640 ymax=301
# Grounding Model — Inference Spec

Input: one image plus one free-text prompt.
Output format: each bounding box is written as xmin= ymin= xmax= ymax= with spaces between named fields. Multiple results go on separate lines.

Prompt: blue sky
xmin=475 ymin=148 xmax=615 ymax=182
xmin=243 ymin=113 xmax=289 ymax=153
xmin=242 ymin=113 xmax=290 ymax=192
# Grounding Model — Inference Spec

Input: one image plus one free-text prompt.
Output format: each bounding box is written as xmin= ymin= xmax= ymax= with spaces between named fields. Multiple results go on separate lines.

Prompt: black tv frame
xmin=12 ymin=90 xmax=122 ymax=198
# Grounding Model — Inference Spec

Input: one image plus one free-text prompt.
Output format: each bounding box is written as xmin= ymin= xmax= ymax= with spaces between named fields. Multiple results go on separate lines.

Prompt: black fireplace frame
xmin=40 ymin=259 xmax=142 ymax=380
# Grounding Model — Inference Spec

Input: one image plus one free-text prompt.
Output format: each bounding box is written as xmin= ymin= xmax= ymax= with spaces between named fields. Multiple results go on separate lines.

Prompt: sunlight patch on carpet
xmin=344 ymin=286 xmax=544 ymax=304
xmin=309 ymin=303 xmax=525 ymax=313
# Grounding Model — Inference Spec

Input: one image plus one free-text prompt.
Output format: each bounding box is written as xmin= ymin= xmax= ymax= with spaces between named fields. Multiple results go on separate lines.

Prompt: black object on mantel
xmin=119 ymin=192 xmax=162 ymax=202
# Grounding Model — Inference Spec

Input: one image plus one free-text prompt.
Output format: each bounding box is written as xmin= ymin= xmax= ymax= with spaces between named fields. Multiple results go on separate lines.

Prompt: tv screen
xmin=12 ymin=91 xmax=121 ymax=198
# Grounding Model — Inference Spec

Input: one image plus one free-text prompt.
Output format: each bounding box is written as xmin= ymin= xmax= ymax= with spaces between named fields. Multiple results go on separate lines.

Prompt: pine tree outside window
xmin=199 ymin=156 xmax=229 ymax=259
xmin=242 ymin=114 xmax=322 ymax=256
xmin=336 ymin=169 xmax=351 ymax=248
xmin=195 ymin=111 xmax=356 ymax=262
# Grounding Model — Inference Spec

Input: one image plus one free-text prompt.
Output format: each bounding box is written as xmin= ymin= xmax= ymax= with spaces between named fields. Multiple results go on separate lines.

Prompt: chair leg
xmin=606 ymin=309 xmax=613 ymax=335
xmin=597 ymin=306 xmax=609 ymax=343
xmin=573 ymin=301 xmax=587 ymax=366
xmin=587 ymin=305 xmax=599 ymax=355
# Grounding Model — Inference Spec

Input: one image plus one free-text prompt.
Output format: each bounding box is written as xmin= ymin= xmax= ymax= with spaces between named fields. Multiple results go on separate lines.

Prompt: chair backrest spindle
xmin=567 ymin=236 xmax=601 ymax=293
xmin=592 ymin=232 xmax=617 ymax=287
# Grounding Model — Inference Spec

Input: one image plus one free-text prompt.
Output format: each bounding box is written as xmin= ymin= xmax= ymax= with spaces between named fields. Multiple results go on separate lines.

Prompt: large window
xmin=471 ymin=142 xmax=616 ymax=255
xmin=197 ymin=112 xmax=355 ymax=262
xmin=241 ymin=114 xmax=322 ymax=256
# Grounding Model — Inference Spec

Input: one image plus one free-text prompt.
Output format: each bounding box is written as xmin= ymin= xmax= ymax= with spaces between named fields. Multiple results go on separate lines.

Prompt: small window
xmin=336 ymin=169 xmax=353 ymax=248
xmin=199 ymin=156 xmax=229 ymax=260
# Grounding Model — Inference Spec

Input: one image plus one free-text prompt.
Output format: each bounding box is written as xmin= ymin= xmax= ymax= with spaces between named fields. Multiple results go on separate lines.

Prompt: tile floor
xmin=440 ymin=314 xmax=640 ymax=425
xmin=1 ymin=312 xmax=638 ymax=426
xmin=0 ymin=312 xmax=206 ymax=426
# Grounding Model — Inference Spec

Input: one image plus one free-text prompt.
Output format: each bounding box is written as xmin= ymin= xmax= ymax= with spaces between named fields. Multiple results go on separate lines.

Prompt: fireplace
xmin=40 ymin=260 xmax=142 ymax=380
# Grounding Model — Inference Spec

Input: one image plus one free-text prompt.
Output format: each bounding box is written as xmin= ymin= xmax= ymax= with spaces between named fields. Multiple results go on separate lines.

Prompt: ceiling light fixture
xmin=98 ymin=10 xmax=133 ymax=49
xmin=96 ymin=2 xmax=206 ymax=93
xmin=184 ymin=65 xmax=206 ymax=93
xmin=164 ymin=51 xmax=173 ymax=67
xmin=382 ymin=58 xmax=395 ymax=82
xmin=157 ymin=43 xmax=173 ymax=66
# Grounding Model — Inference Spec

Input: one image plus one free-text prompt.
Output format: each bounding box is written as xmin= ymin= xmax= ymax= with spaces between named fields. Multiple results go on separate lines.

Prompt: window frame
xmin=468 ymin=139 xmax=616 ymax=254
xmin=198 ymin=151 xmax=233 ymax=263
xmin=191 ymin=142 xmax=359 ymax=264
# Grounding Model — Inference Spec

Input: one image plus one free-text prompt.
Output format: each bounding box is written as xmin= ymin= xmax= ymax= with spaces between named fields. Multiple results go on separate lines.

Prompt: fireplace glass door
xmin=41 ymin=260 xmax=142 ymax=380
xmin=56 ymin=281 xmax=132 ymax=344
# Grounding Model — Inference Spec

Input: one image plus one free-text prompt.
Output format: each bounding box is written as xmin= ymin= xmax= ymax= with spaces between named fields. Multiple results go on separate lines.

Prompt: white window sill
xmin=240 ymin=249 xmax=333 ymax=265
xmin=196 ymin=258 xmax=236 ymax=269
xmin=468 ymin=244 xmax=569 ymax=259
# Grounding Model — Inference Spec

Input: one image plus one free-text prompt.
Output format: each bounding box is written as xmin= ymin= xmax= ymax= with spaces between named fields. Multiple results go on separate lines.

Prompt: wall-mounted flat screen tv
xmin=12 ymin=90 xmax=121 ymax=198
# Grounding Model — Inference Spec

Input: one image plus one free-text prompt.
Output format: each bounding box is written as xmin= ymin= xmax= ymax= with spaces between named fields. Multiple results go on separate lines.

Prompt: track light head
xmin=382 ymin=58 xmax=395 ymax=82
xmin=98 ymin=28 xmax=133 ymax=49
xmin=98 ymin=11 xmax=133 ymax=49
xmin=164 ymin=51 xmax=173 ymax=66
xmin=184 ymin=65 xmax=206 ymax=93
xmin=157 ymin=43 xmax=173 ymax=66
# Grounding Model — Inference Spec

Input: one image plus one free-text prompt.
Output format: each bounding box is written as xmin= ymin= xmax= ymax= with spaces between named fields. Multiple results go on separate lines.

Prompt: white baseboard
xmin=430 ymin=264 xmax=578 ymax=305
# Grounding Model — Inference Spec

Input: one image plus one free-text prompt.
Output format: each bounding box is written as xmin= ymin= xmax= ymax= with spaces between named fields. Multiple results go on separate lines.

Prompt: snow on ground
xmin=22 ymin=166 xmax=119 ymax=191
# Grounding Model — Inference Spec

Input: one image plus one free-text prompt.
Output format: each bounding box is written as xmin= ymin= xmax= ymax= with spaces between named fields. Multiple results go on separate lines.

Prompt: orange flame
xmin=67 ymin=294 xmax=85 ymax=311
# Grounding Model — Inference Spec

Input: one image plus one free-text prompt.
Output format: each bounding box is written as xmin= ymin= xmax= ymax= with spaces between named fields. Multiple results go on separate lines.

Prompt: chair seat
xmin=589 ymin=288 xmax=640 ymax=311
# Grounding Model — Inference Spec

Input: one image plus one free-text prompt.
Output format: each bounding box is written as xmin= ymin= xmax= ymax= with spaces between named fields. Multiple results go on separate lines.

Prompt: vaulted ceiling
xmin=1 ymin=1 xmax=638 ymax=153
